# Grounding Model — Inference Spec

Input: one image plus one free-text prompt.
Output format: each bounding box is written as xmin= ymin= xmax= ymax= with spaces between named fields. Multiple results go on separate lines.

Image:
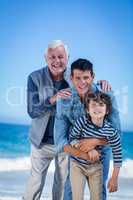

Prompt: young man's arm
xmin=96 ymin=81 xmax=121 ymax=134
xmin=78 ymin=138 xmax=108 ymax=153
xmin=64 ymin=144 xmax=100 ymax=161
xmin=64 ymin=144 xmax=89 ymax=160
xmin=107 ymin=91 xmax=121 ymax=134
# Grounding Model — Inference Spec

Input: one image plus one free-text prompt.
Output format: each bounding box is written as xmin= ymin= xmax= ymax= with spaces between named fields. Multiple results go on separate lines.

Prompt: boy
xmin=69 ymin=91 xmax=122 ymax=200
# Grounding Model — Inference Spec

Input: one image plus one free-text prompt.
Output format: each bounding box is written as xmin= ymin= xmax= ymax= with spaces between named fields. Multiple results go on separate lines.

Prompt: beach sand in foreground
xmin=0 ymin=170 xmax=133 ymax=200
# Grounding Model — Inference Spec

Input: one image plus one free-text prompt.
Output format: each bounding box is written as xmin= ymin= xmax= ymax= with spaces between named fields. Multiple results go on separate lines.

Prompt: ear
xmin=70 ymin=74 xmax=73 ymax=80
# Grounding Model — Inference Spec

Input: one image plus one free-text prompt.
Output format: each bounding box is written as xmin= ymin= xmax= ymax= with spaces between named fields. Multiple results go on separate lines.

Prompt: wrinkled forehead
xmin=47 ymin=45 xmax=67 ymax=56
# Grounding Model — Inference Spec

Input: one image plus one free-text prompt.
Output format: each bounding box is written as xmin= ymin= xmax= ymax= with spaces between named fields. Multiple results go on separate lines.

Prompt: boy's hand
xmin=87 ymin=149 xmax=100 ymax=162
xmin=107 ymin=177 xmax=118 ymax=193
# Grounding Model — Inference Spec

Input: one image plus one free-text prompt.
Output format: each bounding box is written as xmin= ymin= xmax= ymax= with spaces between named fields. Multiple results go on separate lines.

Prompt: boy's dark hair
xmin=71 ymin=58 xmax=94 ymax=76
xmin=84 ymin=91 xmax=112 ymax=116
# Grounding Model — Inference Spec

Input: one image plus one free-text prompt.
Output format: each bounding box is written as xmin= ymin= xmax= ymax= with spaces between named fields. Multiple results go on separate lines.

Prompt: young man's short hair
xmin=71 ymin=58 xmax=94 ymax=76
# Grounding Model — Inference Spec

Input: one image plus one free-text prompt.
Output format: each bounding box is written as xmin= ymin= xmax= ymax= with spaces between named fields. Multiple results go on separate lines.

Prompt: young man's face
xmin=71 ymin=69 xmax=94 ymax=97
xmin=46 ymin=45 xmax=68 ymax=77
xmin=88 ymin=100 xmax=107 ymax=120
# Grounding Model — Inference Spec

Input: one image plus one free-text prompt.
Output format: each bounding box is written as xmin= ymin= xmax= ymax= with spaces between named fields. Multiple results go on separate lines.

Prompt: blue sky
xmin=0 ymin=0 xmax=132 ymax=131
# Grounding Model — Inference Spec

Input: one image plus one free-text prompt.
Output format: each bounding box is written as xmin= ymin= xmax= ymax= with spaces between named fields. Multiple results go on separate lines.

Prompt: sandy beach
xmin=0 ymin=169 xmax=133 ymax=200
xmin=0 ymin=157 xmax=133 ymax=200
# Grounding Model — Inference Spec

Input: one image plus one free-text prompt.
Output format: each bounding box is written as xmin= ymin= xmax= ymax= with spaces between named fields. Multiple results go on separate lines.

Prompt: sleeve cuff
xmin=56 ymin=141 xmax=69 ymax=153
xmin=70 ymin=139 xmax=79 ymax=147
xmin=114 ymin=163 xmax=122 ymax=167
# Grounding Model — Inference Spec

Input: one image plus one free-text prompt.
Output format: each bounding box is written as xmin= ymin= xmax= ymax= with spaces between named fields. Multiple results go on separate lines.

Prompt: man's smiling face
xmin=71 ymin=69 xmax=94 ymax=97
xmin=46 ymin=45 xmax=68 ymax=77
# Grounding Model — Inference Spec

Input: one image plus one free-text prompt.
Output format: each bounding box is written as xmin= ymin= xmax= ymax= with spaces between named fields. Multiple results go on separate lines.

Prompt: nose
xmin=95 ymin=106 xmax=101 ymax=112
xmin=80 ymin=79 xmax=86 ymax=85
xmin=55 ymin=57 xmax=60 ymax=63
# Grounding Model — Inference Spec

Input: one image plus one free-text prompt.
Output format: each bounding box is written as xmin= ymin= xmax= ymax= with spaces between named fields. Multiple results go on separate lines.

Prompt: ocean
xmin=0 ymin=122 xmax=133 ymax=200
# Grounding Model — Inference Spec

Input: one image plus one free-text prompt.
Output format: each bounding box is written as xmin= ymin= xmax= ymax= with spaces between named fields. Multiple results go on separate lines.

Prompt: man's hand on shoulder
xmin=49 ymin=88 xmax=71 ymax=105
xmin=97 ymin=80 xmax=112 ymax=92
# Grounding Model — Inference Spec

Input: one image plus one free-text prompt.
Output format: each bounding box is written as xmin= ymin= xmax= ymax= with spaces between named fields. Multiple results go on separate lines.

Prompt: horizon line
xmin=0 ymin=121 xmax=133 ymax=133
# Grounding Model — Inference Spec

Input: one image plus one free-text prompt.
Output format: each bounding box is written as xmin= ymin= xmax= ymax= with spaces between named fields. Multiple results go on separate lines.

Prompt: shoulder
xmin=29 ymin=67 xmax=45 ymax=79
xmin=28 ymin=67 xmax=50 ymax=87
xmin=76 ymin=115 xmax=87 ymax=125
xmin=104 ymin=91 xmax=115 ymax=100
xmin=104 ymin=120 xmax=118 ymax=133
xmin=94 ymin=83 xmax=115 ymax=99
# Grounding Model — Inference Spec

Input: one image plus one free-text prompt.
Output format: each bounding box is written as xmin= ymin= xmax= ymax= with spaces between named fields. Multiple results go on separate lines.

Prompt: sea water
xmin=0 ymin=122 xmax=133 ymax=199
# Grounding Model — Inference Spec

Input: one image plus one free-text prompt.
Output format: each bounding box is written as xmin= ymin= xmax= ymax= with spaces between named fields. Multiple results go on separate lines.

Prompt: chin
xmin=80 ymin=89 xmax=88 ymax=95
xmin=52 ymin=70 xmax=61 ymax=75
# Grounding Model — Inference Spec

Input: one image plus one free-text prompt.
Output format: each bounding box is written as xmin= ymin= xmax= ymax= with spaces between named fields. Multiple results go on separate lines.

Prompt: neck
xmin=79 ymin=94 xmax=85 ymax=102
xmin=52 ymin=74 xmax=63 ymax=81
xmin=79 ymin=86 xmax=93 ymax=102
xmin=91 ymin=117 xmax=104 ymax=127
xmin=49 ymin=71 xmax=64 ymax=81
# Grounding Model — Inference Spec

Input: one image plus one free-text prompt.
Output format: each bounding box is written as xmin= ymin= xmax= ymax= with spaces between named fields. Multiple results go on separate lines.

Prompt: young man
xmin=54 ymin=58 xmax=121 ymax=200
xmin=69 ymin=91 xmax=122 ymax=200
xmin=23 ymin=40 xmax=71 ymax=200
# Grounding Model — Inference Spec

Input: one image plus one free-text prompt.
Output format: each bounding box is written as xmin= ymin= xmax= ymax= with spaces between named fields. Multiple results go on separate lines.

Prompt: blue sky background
xmin=0 ymin=0 xmax=132 ymax=131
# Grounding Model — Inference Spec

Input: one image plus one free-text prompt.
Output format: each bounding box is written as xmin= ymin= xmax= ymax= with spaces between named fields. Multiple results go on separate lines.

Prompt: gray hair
xmin=45 ymin=40 xmax=69 ymax=59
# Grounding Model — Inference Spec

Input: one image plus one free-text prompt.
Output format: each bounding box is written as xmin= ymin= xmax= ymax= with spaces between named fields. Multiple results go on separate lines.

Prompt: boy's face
xmin=88 ymin=100 xmax=107 ymax=120
xmin=71 ymin=69 xmax=94 ymax=97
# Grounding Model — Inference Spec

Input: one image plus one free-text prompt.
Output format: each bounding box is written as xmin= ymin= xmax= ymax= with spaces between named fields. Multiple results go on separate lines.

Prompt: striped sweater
xmin=70 ymin=115 xmax=122 ymax=167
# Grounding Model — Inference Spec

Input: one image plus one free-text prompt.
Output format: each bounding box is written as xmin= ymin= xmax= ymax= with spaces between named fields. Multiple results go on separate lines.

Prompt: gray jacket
xmin=27 ymin=66 xmax=68 ymax=147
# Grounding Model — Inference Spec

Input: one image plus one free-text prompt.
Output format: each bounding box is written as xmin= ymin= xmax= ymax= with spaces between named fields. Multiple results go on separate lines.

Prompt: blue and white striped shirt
xmin=70 ymin=115 xmax=122 ymax=167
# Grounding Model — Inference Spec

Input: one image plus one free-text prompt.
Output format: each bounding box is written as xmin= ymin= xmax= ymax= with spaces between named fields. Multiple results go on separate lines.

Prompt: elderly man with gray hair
xmin=23 ymin=40 xmax=71 ymax=200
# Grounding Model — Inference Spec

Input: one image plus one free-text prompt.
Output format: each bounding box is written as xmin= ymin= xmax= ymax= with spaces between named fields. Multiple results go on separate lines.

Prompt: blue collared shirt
xmin=54 ymin=83 xmax=121 ymax=153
